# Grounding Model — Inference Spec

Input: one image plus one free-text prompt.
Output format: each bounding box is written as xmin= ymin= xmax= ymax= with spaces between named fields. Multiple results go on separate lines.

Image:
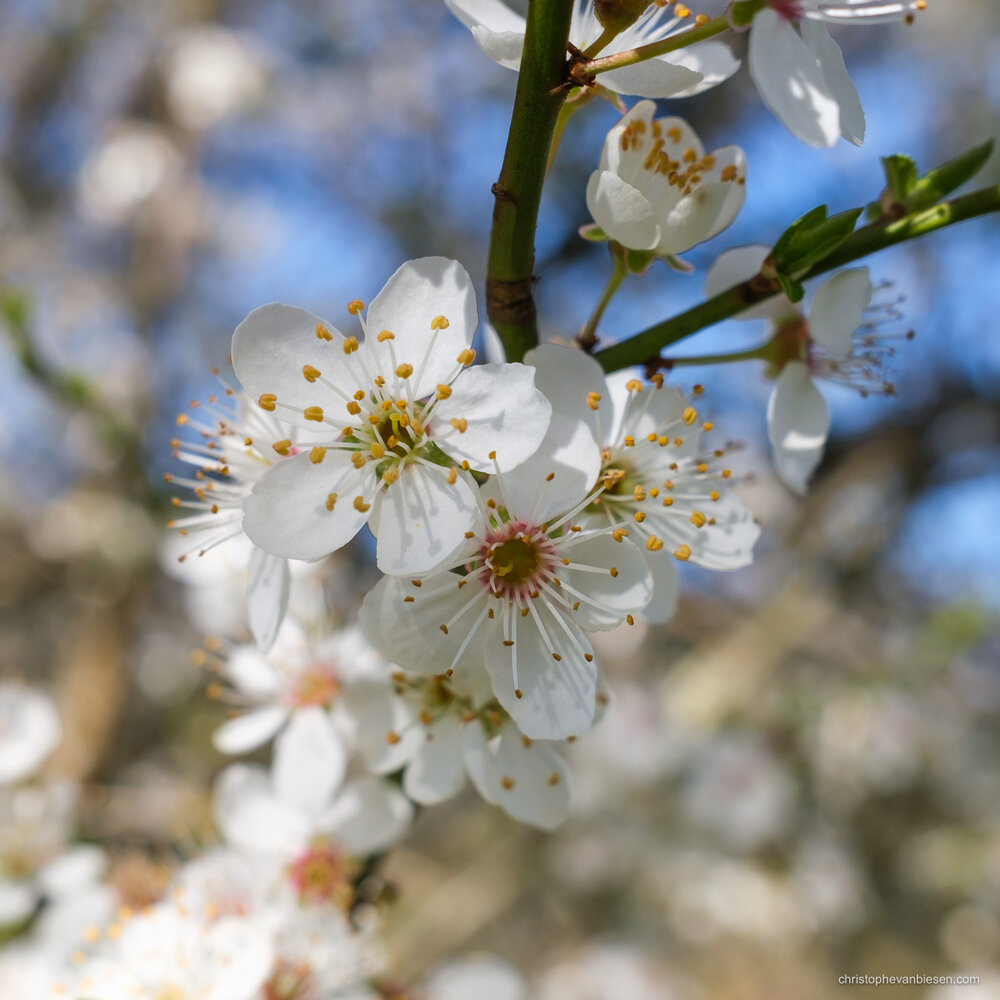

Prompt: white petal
xmin=370 ymin=462 xmax=480 ymax=576
xmin=704 ymin=243 xmax=770 ymax=296
xmin=471 ymin=26 xmax=526 ymax=69
xmin=600 ymin=57 xmax=703 ymax=99
xmin=444 ymin=0 xmax=525 ymax=34
xmin=427 ymin=956 xmax=526 ymax=1000
xmin=242 ymin=450 xmax=375 ymax=561
xmin=808 ymin=267 xmax=872 ymax=358
xmin=36 ymin=844 xmax=107 ymax=899
xmin=658 ymin=182 xmax=732 ymax=255
xmin=320 ymin=777 xmax=414 ymax=855
xmin=560 ymin=534 xmax=653 ymax=631
xmin=247 ymin=548 xmax=291 ymax=653
xmin=614 ymin=380 xmax=685 ymax=445
xmin=461 ymin=720 xmax=498 ymax=804
xmin=599 ymin=100 xmax=657 ymax=175
xmin=224 ymin=645 xmax=282 ymax=698
xmin=213 ymin=764 xmax=310 ymax=855
xmin=212 ymin=705 xmax=288 ymax=755
xmin=767 ymin=362 xmax=830 ymax=494
xmin=359 ymin=573 xmax=487 ymax=677
xmin=0 ymin=883 xmax=37 ymax=926
xmin=801 ymin=18 xmax=865 ymax=145
xmin=484 ymin=610 xmax=597 ymax=740
xmin=272 ymin=707 xmax=347 ymax=814
xmin=489 ymin=724 xmax=571 ymax=830
xmin=749 ymin=9 xmax=842 ymax=148
xmin=699 ymin=146 xmax=748 ymax=243
xmin=403 ymin=714 xmax=467 ymax=805
xmin=431 ymin=363 xmax=551 ymax=473
xmin=0 ymin=684 xmax=61 ymax=785
xmin=524 ymin=343 xmax=607 ymax=442
xmin=585 ymin=171 xmax=660 ymax=252
xmin=666 ymin=41 xmax=741 ymax=98
xmin=641 ymin=548 xmax=679 ymax=625
xmin=342 ymin=681 xmax=422 ymax=774
xmin=231 ymin=304 xmax=354 ymax=427
xmin=649 ymin=489 xmax=761 ymax=570
xmin=365 ymin=257 xmax=478 ymax=399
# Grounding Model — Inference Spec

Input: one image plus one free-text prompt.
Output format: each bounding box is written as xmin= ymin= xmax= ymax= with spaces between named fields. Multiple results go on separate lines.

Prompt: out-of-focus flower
xmin=77 ymin=123 xmax=183 ymax=225
xmin=535 ymin=944 xmax=690 ymax=1000
xmin=706 ymin=246 xmax=904 ymax=494
xmin=0 ymin=683 xmax=61 ymax=786
xmin=232 ymin=257 xmax=551 ymax=575
xmin=775 ymin=0 xmax=927 ymax=24
xmin=444 ymin=0 xmax=740 ymax=99
xmin=209 ymin=622 xmax=386 ymax=810
xmin=426 ymin=954 xmax=526 ymax=1000
xmin=162 ymin=26 xmax=265 ymax=130
xmin=359 ymin=453 xmax=652 ymax=742
xmin=527 ymin=344 xmax=759 ymax=624
xmin=586 ymin=102 xmax=746 ymax=256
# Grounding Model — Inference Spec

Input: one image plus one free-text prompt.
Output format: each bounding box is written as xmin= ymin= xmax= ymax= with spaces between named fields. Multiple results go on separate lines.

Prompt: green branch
xmin=486 ymin=0 xmax=575 ymax=363
xmin=593 ymin=183 xmax=1000 ymax=374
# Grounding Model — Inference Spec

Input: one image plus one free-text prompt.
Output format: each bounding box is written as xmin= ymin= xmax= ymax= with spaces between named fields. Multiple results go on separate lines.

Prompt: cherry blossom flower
xmin=359 ymin=450 xmax=653 ymax=741
xmin=0 ymin=683 xmax=61 ymax=786
xmin=780 ymin=0 xmax=927 ymax=24
xmin=207 ymin=622 xmax=386 ymax=811
xmin=165 ymin=377 xmax=326 ymax=651
xmin=345 ymin=670 xmax=573 ymax=829
xmin=526 ymin=344 xmax=760 ymax=625
xmin=231 ymin=257 xmax=552 ymax=576
xmin=67 ymin=900 xmax=274 ymax=1000
xmin=426 ymin=954 xmax=526 ymax=1000
xmin=706 ymin=244 xmax=901 ymax=493
xmin=586 ymin=101 xmax=747 ymax=256
xmin=444 ymin=0 xmax=740 ymax=100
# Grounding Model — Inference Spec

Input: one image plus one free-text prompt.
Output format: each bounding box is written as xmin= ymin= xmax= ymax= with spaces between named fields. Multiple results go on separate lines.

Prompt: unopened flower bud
xmin=593 ymin=0 xmax=652 ymax=34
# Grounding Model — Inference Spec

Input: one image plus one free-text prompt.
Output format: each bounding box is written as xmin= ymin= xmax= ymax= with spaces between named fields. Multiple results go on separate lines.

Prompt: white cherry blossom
xmin=0 ymin=683 xmax=61 ymax=786
xmin=426 ymin=954 xmax=526 ymax=1000
xmin=165 ymin=376 xmax=326 ymax=651
xmin=706 ymin=245 xmax=897 ymax=493
xmin=232 ymin=257 xmax=552 ymax=576
xmin=527 ymin=344 xmax=760 ymax=625
xmin=781 ymin=0 xmax=927 ymax=24
xmin=359 ymin=453 xmax=653 ymax=741
xmin=345 ymin=669 xmax=573 ymax=829
xmin=444 ymin=0 xmax=740 ymax=99
xmin=586 ymin=101 xmax=746 ymax=256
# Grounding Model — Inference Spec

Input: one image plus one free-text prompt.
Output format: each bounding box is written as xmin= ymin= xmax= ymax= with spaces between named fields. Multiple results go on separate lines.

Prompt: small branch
xmin=593 ymin=183 xmax=1000 ymax=374
xmin=579 ymin=245 xmax=628 ymax=350
xmin=486 ymin=0 xmax=575 ymax=363
xmin=583 ymin=14 xmax=730 ymax=78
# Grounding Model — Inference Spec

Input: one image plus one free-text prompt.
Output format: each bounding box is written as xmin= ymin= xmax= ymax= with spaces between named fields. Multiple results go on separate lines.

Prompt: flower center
xmin=291 ymin=665 xmax=341 ymax=708
xmin=287 ymin=841 xmax=353 ymax=908
xmin=767 ymin=317 xmax=809 ymax=375
xmin=264 ymin=961 xmax=316 ymax=1000
xmin=479 ymin=522 xmax=556 ymax=600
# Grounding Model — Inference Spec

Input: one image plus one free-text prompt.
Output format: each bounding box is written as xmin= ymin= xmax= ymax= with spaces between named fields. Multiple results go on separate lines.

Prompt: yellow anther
xmin=446 ymin=466 xmax=458 ymax=485
xmin=650 ymin=488 xmax=659 ymax=497
xmin=386 ymin=435 xmax=398 ymax=449
xmin=693 ymin=384 xmax=705 ymax=395
xmin=696 ymin=462 xmax=708 ymax=473
xmin=346 ymin=400 xmax=362 ymax=415
xmin=651 ymin=372 xmax=664 ymax=388
xmin=347 ymin=299 xmax=365 ymax=315
xmin=667 ymin=126 xmax=682 ymax=143
xmin=609 ymin=567 xmax=619 ymax=578
xmin=612 ymin=528 xmax=629 ymax=542
xmin=353 ymin=389 xmax=366 ymax=401
xmin=272 ymin=439 xmax=292 ymax=456
xmin=710 ymin=490 xmax=720 ymax=501
xmin=386 ymin=731 xmax=401 ymax=745
xmin=634 ymin=511 xmax=646 ymax=523
xmin=353 ymin=496 xmax=371 ymax=513
xmin=456 ymin=348 xmax=476 ymax=365
xmin=500 ymin=776 xmax=515 ymax=790
xmin=720 ymin=164 xmax=738 ymax=182
xmin=674 ymin=544 xmax=692 ymax=561
xmin=645 ymin=535 xmax=663 ymax=551
xmin=440 ymin=624 xmax=449 ymax=635
xmin=351 ymin=453 xmax=366 ymax=469
xmin=371 ymin=442 xmax=385 ymax=459
xmin=624 ymin=436 xmax=635 ymax=447
xmin=450 ymin=417 xmax=468 ymax=433
xmin=315 ymin=322 xmax=333 ymax=341
xmin=488 ymin=450 xmax=497 ymax=460
xmin=586 ymin=391 xmax=602 ymax=411
xmin=703 ymin=421 xmax=714 ymax=432
xmin=377 ymin=329 xmax=395 ymax=342
xmin=325 ymin=493 xmax=339 ymax=511
xmin=303 ymin=364 xmax=321 ymax=383
xmin=382 ymin=465 xmax=400 ymax=485
xmin=722 ymin=469 xmax=732 ymax=479
xmin=436 ymin=384 xmax=453 ymax=400
xmin=258 ymin=393 xmax=277 ymax=411
xmin=625 ymin=379 xmax=643 ymax=393
xmin=662 ymin=497 xmax=674 ymax=507
xmin=304 ymin=406 xmax=324 ymax=422
xmin=309 ymin=446 xmax=326 ymax=465
xmin=683 ymin=406 xmax=698 ymax=425
xmin=342 ymin=336 xmax=359 ymax=354
xmin=395 ymin=362 xmax=414 ymax=379
xmin=690 ymin=510 xmax=707 ymax=528
xmin=431 ymin=315 xmax=450 ymax=330
xmin=633 ymin=485 xmax=646 ymax=502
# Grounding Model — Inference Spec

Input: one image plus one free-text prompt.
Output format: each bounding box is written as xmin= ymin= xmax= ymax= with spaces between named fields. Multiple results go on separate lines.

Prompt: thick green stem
xmin=593 ymin=183 xmax=1000 ymax=374
xmin=584 ymin=14 xmax=730 ymax=78
xmin=579 ymin=247 xmax=628 ymax=349
xmin=486 ymin=0 xmax=575 ymax=363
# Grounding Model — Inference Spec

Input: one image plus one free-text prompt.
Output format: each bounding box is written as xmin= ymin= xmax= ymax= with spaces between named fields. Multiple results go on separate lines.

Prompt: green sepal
xmin=624 ymin=248 xmax=656 ymax=274
xmin=881 ymin=154 xmax=919 ymax=201
xmin=727 ymin=0 xmax=766 ymax=30
xmin=579 ymin=223 xmax=609 ymax=243
xmin=660 ymin=253 xmax=694 ymax=274
xmin=776 ymin=271 xmax=805 ymax=303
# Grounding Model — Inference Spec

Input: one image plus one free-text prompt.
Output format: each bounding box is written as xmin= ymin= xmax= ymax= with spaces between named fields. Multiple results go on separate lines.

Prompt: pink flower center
xmin=287 ymin=841 xmax=352 ymax=908
xmin=478 ymin=521 xmax=557 ymax=601
xmin=290 ymin=665 xmax=341 ymax=708
xmin=769 ymin=0 xmax=805 ymax=19
xmin=264 ymin=961 xmax=316 ymax=1000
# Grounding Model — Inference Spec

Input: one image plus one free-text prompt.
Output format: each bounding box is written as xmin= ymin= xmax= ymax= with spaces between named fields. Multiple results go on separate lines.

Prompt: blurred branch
xmin=593 ymin=182 xmax=1000 ymax=374
xmin=486 ymin=0 xmax=575 ymax=363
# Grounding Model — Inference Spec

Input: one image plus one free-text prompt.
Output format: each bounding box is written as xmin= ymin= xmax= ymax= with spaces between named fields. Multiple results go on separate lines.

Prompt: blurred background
xmin=1 ymin=0 xmax=999 ymax=996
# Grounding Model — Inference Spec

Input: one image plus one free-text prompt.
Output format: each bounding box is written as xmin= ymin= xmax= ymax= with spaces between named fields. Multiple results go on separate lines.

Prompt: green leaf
xmin=907 ymin=139 xmax=995 ymax=213
xmin=776 ymin=271 xmax=805 ymax=303
xmin=773 ymin=206 xmax=863 ymax=276
xmin=578 ymin=223 xmax=609 ymax=242
xmin=771 ymin=204 xmax=828 ymax=264
xmin=881 ymin=154 xmax=919 ymax=201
